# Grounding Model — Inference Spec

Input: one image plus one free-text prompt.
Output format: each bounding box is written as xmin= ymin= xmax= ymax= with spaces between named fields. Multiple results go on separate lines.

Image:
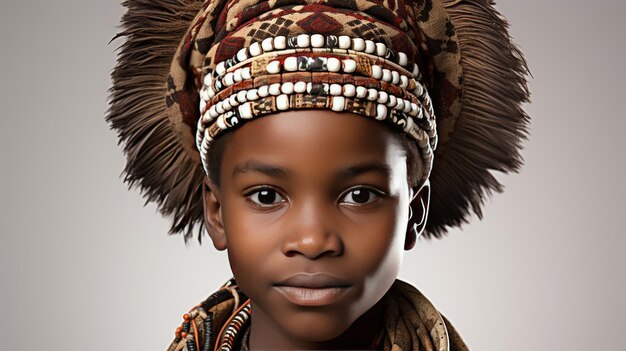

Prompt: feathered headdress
xmin=107 ymin=0 xmax=530 ymax=242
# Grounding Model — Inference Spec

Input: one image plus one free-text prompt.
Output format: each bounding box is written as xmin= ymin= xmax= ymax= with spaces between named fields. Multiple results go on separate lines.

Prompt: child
xmin=108 ymin=0 xmax=529 ymax=349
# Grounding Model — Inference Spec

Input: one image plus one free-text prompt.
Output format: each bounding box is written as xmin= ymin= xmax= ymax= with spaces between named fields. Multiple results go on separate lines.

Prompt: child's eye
xmin=340 ymin=187 xmax=385 ymax=205
xmin=245 ymin=187 xmax=286 ymax=207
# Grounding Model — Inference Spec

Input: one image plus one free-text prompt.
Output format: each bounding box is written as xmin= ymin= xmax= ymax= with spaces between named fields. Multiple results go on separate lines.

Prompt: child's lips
xmin=273 ymin=286 xmax=351 ymax=306
xmin=273 ymin=273 xmax=352 ymax=306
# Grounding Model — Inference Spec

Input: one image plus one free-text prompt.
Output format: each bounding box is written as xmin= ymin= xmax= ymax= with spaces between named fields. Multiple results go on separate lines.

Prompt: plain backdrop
xmin=1 ymin=1 xmax=624 ymax=350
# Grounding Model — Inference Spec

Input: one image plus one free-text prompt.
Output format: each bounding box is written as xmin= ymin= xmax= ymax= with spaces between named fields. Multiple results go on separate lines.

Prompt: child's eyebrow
xmin=232 ymin=160 xmax=292 ymax=179
xmin=336 ymin=163 xmax=392 ymax=180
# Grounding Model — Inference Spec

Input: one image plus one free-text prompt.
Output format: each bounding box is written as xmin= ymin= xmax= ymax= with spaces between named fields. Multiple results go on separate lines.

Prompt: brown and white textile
xmin=167 ymin=279 xmax=470 ymax=351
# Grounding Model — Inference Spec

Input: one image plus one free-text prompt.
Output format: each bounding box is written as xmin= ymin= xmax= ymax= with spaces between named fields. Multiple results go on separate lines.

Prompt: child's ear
xmin=405 ymin=180 xmax=431 ymax=251
xmin=202 ymin=178 xmax=227 ymax=251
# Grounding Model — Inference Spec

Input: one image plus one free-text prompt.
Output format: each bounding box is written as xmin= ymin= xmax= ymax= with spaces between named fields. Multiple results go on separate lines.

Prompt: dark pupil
xmin=258 ymin=190 xmax=276 ymax=204
xmin=351 ymin=189 xmax=370 ymax=203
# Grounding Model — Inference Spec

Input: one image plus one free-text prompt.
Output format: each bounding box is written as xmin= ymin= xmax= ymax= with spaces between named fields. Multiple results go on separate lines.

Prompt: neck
xmin=248 ymin=300 xmax=385 ymax=350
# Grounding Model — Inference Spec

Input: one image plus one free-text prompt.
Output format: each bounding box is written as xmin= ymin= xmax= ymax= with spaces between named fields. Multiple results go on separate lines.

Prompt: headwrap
xmin=108 ymin=0 xmax=530 ymax=241
xmin=167 ymin=279 xmax=470 ymax=351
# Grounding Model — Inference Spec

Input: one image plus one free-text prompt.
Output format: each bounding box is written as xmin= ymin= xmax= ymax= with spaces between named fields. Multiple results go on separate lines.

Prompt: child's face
xmin=204 ymin=110 xmax=418 ymax=344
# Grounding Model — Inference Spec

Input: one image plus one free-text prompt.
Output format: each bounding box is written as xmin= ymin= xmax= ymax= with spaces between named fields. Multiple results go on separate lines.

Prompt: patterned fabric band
xmin=196 ymin=34 xmax=438 ymax=182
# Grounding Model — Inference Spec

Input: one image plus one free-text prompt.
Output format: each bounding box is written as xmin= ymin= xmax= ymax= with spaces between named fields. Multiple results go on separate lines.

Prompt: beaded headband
xmin=196 ymin=33 xmax=437 ymax=182
xmin=108 ymin=0 xmax=530 ymax=242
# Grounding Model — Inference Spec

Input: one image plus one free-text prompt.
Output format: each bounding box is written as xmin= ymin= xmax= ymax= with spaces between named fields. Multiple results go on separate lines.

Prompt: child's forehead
xmin=220 ymin=111 xmax=408 ymax=169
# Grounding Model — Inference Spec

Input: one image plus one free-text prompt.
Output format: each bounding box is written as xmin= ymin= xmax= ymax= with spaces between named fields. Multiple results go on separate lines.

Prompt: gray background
xmin=1 ymin=0 xmax=624 ymax=350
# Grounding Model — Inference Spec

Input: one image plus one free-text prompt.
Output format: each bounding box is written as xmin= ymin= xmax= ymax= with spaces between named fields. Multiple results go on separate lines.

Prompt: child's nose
xmin=280 ymin=202 xmax=344 ymax=259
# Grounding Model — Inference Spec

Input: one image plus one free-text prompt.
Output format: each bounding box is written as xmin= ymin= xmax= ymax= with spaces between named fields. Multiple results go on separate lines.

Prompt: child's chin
xmin=275 ymin=310 xmax=355 ymax=342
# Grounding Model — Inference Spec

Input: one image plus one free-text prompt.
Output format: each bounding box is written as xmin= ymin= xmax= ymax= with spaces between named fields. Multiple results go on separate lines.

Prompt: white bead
xmin=388 ymin=95 xmax=397 ymax=108
xmin=203 ymin=74 xmax=213 ymax=87
xmin=276 ymin=94 xmax=290 ymax=110
xmin=274 ymin=36 xmax=287 ymax=50
xmin=397 ymin=98 xmax=406 ymax=111
xmin=416 ymin=83 xmax=424 ymax=97
xmin=306 ymin=82 xmax=313 ymax=93
xmin=297 ymin=34 xmax=310 ymax=48
xmin=267 ymin=60 xmax=281 ymax=74
xmin=269 ymin=83 xmax=281 ymax=96
xmin=322 ymin=83 xmax=330 ymax=94
xmin=228 ymin=114 xmax=239 ymax=127
xmin=375 ymin=42 xmax=386 ymax=57
xmin=249 ymin=42 xmax=262 ymax=57
xmin=233 ymin=69 xmax=242 ymax=82
xmin=241 ymin=67 xmax=252 ymax=80
xmin=203 ymin=129 xmax=213 ymax=145
xmin=327 ymin=57 xmax=341 ymax=72
xmin=238 ymin=103 xmax=253 ymax=119
xmin=342 ymin=59 xmax=357 ymax=73
xmin=391 ymin=71 xmax=400 ymax=85
xmin=229 ymin=94 xmax=239 ymax=107
xmin=223 ymin=99 xmax=232 ymax=111
xmin=343 ymin=84 xmax=356 ymax=97
xmin=403 ymin=99 xmax=412 ymax=113
xmin=330 ymin=84 xmax=342 ymax=96
xmin=284 ymin=56 xmax=298 ymax=72
xmin=412 ymin=63 xmax=420 ymax=77
xmin=281 ymin=82 xmax=294 ymax=94
xmin=237 ymin=90 xmax=248 ymax=103
xmin=209 ymin=105 xmax=219 ymax=118
xmin=398 ymin=52 xmax=408 ymax=66
xmin=410 ymin=103 xmax=419 ymax=116
xmin=258 ymin=85 xmax=269 ymax=98
xmin=216 ymin=101 xmax=225 ymax=114
xmin=352 ymin=38 xmax=365 ymax=51
xmin=376 ymin=104 xmax=387 ymax=120
xmin=371 ymin=65 xmax=382 ymax=79
xmin=338 ymin=35 xmax=351 ymax=49
xmin=200 ymin=88 xmax=210 ymax=101
xmin=395 ymin=98 xmax=404 ymax=111
xmin=377 ymin=91 xmax=388 ymax=104
xmin=262 ymin=37 xmax=274 ymax=52
xmin=311 ymin=34 xmax=325 ymax=48
xmin=331 ymin=96 xmax=345 ymax=112
xmin=207 ymin=87 xmax=215 ymax=99
xmin=246 ymin=89 xmax=259 ymax=101
xmin=236 ymin=48 xmax=248 ymax=62
xmin=382 ymin=69 xmax=392 ymax=82
xmin=364 ymin=40 xmax=376 ymax=54
xmin=367 ymin=88 xmax=378 ymax=101
xmin=400 ymin=75 xmax=408 ymax=88
xmin=356 ymin=86 xmax=367 ymax=99
xmin=224 ymin=72 xmax=234 ymax=86
xmin=216 ymin=114 xmax=227 ymax=130
xmin=404 ymin=116 xmax=414 ymax=132
xmin=216 ymin=61 xmax=226 ymax=76
xmin=416 ymin=105 xmax=424 ymax=119
xmin=294 ymin=81 xmax=307 ymax=93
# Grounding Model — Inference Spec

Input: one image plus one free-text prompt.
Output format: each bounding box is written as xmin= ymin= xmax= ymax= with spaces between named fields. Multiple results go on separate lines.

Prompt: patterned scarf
xmin=167 ymin=279 xmax=470 ymax=351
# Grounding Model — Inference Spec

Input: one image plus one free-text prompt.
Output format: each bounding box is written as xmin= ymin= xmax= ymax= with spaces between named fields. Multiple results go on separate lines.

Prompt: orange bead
xmin=181 ymin=332 xmax=188 ymax=338
xmin=183 ymin=314 xmax=190 ymax=321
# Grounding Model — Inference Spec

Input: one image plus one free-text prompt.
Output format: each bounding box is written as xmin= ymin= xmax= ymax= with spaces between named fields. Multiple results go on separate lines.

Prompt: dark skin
xmin=203 ymin=110 xmax=430 ymax=350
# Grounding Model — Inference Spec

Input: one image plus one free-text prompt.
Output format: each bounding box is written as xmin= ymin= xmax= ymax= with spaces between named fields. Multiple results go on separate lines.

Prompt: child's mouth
xmin=273 ymin=286 xmax=351 ymax=306
xmin=273 ymin=273 xmax=352 ymax=306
